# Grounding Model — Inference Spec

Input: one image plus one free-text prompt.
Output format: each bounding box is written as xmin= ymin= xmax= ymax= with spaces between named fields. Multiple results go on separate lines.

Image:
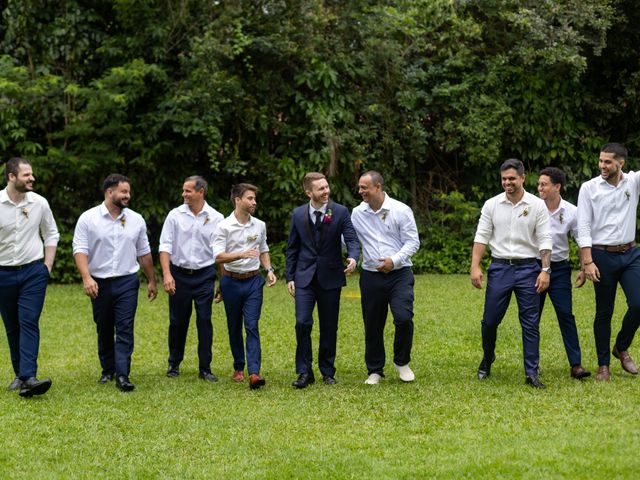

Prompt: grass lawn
xmin=0 ymin=274 xmax=638 ymax=479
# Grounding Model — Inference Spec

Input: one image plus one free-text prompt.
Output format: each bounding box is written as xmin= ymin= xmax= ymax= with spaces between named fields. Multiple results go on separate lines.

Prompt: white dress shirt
xmin=0 ymin=189 xmax=59 ymax=266
xmin=211 ymin=212 xmax=269 ymax=273
xmin=72 ymin=203 xmax=151 ymax=279
xmin=546 ymin=198 xmax=578 ymax=262
xmin=308 ymin=202 xmax=328 ymax=224
xmin=351 ymin=193 xmax=420 ymax=272
xmin=158 ymin=202 xmax=223 ymax=269
xmin=576 ymin=171 xmax=640 ymax=248
xmin=474 ymin=191 xmax=552 ymax=259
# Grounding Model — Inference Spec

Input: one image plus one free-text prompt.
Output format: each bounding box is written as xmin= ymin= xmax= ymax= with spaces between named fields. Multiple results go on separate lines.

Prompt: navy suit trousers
xmin=294 ymin=275 xmax=341 ymax=376
xmin=592 ymin=247 xmax=640 ymax=366
xmin=481 ymin=261 xmax=540 ymax=376
xmin=167 ymin=264 xmax=216 ymax=373
xmin=0 ymin=261 xmax=50 ymax=379
xmin=91 ymin=274 xmax=139 ymax=377
xmin=539 ymin=260 xmax=582 ymax=366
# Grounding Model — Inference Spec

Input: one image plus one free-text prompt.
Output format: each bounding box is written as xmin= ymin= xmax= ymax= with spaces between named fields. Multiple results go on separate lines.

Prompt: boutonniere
xmin=626 ymin=190 xmax=631 ymax=201
xmin=381 ymin=211 xmax=387 ymax=222
xmin=559 ymin=213 xmax=564 ymax=224
xmin=518 ymin=207 xmax=529 ymax=218
xmin=120 ymin=215 xmax=126 ymax=228
xmin=322 ymin=209 xmax=333 ymax=224
xmin=247 ymin=234 xmax=258 ymax=242
xmin=21 ymin=208 xmax=29 ymax=219
xmin=204 ymin=215 xmax=210 ymax=225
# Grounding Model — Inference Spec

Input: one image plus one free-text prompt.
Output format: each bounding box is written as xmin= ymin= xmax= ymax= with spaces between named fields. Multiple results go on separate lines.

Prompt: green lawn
xmin=0 ymin=275 xmax=637 ymax=479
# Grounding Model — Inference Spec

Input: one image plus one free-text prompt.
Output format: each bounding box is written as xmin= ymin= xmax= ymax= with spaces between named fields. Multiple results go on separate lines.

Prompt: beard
xmin=113 ymin=197 xmax=129 ymax=209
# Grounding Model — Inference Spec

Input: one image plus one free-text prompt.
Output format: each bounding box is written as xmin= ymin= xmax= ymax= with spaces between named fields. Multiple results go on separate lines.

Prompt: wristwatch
xmin=265 ymin=266 xmax=275 ymax=273
xmin=541 ymin=267 xmax=552 ymax=274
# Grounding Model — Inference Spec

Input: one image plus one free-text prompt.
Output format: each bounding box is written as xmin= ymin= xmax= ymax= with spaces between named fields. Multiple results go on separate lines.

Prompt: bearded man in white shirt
xmin=0 ymin=157 xmax=59 ymax=397
xmin=159 ymin=176 xmax=223 ymax=382
xmin=471 ymin=159 xmax=552 ymax=388
xmin=73 ymin=174 xmax=157 ymax=392
xmin=577 ymin=143 xmax=640 ymax=381
xmin=351 ymin=171 xmax=420 ymax=385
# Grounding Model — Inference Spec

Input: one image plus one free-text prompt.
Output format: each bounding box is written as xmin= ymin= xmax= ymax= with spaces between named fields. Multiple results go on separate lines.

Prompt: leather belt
xmin=171 ymin=264 xmax=211 ymax=275
xmin=0 ymin=259 xmax=43 ymax=271
xmin=491 ymin=257 xmax=537 ymax=265
xmin=222 ymin=269 xmax=259 ymax=280
xmin=592 ymin=242 xmax=636 ymax=253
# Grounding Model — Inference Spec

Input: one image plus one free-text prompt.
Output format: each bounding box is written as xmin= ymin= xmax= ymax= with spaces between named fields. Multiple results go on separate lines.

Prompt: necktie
xmin=314 ymin=211 xmax=322 ymax=243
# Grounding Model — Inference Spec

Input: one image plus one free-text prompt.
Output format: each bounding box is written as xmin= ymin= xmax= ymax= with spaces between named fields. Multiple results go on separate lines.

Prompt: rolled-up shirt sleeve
xmin=473 ymin=200 xmax=493 ymax=245
xmin=576 ymin=183 xmax=593 ymax=248
xmin=211 ymin=226 xmax=227 ymax=259
xmin=72 ymin=213 xmax=89 ymax=256
xmin=535 ymin=206 xmax=553 ymax=252
xmin=158 ymin=212 xmax=175 ymax=254
xmin=40 ymin=200 xmax=60 ymax=247
xmin=135 ymin=220 xmax=152 ymax=257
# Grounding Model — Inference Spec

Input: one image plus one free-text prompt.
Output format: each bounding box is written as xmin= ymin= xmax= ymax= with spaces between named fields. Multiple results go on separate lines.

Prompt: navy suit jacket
xmin=285 ymin=200 xmax=360 ymax=290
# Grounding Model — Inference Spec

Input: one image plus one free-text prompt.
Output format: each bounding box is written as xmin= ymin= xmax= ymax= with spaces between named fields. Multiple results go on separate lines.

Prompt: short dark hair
xmin=361 ymin=170 xmax=384 ymax=189
xmin=500 ymin=158 xmax=525 ymax=176
xmin=230 ymin=183 xmax=258 ymax=205
xmin=4 ymin=157 xmax=30 ymax=182
xmin=102 ymin=173 xmax=130 ymax=192
xmin=184 ymin=175 xmax=207 ymax=195
xmin=539 ymin=166 xmax=566 ymax=189
xmin=601 ymin=143 xmax=628 ymax=161
xmin=303 ymin=172 xmax=326 ymax=192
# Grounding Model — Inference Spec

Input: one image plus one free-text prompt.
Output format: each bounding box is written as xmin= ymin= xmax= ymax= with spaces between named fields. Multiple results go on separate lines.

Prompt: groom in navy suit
xmin=286 ymin=172 xmax=360 ymax=388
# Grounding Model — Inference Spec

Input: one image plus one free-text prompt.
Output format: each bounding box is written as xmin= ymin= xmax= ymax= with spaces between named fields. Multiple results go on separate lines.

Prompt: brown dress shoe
xmin=232 ymin=370 xmax=245 ymax=382
xmin=570 ymin=365 xmax=591 ymax=379
xmin=612 ymin=346 xmax=638 ymax=374
xmin=595 ymin=365 xmax=610 ymax=381
xmin=249 ymin=374 xmax=265 ymax=390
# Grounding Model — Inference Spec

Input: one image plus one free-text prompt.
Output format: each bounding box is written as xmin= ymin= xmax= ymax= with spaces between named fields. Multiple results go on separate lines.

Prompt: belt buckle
xmin=508 ymin=259 xmax=515 ymax=266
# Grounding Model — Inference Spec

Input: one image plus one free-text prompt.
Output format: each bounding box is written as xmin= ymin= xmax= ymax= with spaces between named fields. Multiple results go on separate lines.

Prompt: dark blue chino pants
xmin=481 ymin=261 xmax=540 ymax=376
xmin=294 ymin=276 xmax=341 ymax=377
xmin=0 ymin=261 xmax=50 ymax=379
xmin=360 ymin=267 xmax=415 ymax=376
xmin=91 ymin=274 xmax=139 ymax=377
xmin=220 ymin=274 xmax=264 ymax=375
xmin=539 ymin=260 xmax=582 ymax=366
xmin=592 ymin=247 xmax=640 ymax=366
xmin=167 ymin=264 xmax=216 ymax=373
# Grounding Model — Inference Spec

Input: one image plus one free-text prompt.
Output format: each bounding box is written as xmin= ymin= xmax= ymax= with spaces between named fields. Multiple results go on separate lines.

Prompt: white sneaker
xmin=364 ymin=373 xmax=382 ymax=385
xmin=394 ymin=363 xmax=415 ymax=382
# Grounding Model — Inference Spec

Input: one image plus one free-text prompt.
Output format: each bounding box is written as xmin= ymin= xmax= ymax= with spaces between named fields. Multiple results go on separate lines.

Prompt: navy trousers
xmin=220 ymin=274 xmax=264 ymax=375
xmin=481 ymin=261 xmax=540 ymax=376
xmin=360 ymin=268 xmax=415 ymax=376
xmin=0 ymin=261 xmax=50 ymax=379
xmin=91 ymin=274 xmax=139 ymax=377
xmin=294 ymin=276 xmax=341 ymax=377
xmin=592 ymin=247 xmax=640 ymax=366
xmin=539 ymin=260 xmax=582 ymax=366
xmin=167 ymin=264 xmax=216 ymax=373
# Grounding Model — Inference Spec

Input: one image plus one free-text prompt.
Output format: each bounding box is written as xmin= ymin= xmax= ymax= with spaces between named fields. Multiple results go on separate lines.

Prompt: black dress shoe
xmin=199 ymin=371 xmax=218 ymax=382
xmin=322 ymin=375 xmax=337 ymax=385
xmin=525 ymin=375 xmax=546 ymax=389
xmin=166 ymin=365 xmax=180 ymax=378
xmin=7 ymin=377 xmax=23 ymax=391
xmin=19 ymin=377 xmax=52 ymax=397
xmin=477 ymin=354 xmax=496 ymax=380
xmin=116 ymin=375 xmax=135 ymax=392
xmin=570 ymin=365 xmax=591 ymax=379
xmin=98 ymin=373 xmax=114 ymax=384
xmin=292 ymin=372 xmax=315 ymax=389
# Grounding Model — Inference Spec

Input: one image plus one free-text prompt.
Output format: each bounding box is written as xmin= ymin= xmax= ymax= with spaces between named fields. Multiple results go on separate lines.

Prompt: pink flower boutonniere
xmin=322 ymin=209 xmax=333 ymax=224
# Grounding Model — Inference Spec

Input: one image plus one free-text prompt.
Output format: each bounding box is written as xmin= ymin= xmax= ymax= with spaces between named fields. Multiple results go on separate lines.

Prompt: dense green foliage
xmin=1 ymin=1 xmax=638 ymax=279
xmin=1 ymin=276 xmax=639 ymax=478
